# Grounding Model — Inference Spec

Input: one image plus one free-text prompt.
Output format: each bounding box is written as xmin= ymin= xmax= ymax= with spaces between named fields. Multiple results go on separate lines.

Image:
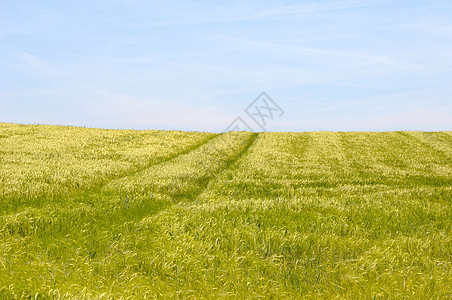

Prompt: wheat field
xmin=0 ymin=123 xmax=451 ymax=299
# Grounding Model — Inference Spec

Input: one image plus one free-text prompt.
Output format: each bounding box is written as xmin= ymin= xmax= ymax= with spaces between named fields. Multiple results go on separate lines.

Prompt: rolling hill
xmin=1 ymin=123 xmax=451 ymax=298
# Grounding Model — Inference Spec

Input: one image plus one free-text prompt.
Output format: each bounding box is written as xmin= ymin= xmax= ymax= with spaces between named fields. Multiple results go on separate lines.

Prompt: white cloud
xmin=1 ymin=0 xmax=451 ymax=131
xmin=84 ymin=91 xmax=234 ymax=130
xmin=15 ymin=52 xmax=46 ymax=68
xmin=248 ymin=0 xmax=376 ymax=20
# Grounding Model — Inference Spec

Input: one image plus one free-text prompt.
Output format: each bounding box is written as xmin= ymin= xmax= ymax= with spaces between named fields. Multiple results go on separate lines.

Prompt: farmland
xmin=0 ymin=122 xmax=451 ymax=298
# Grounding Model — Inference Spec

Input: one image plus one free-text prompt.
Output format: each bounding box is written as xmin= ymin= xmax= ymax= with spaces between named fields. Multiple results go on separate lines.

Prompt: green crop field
xmin=0 ymin=122 xmax=451 ymax=299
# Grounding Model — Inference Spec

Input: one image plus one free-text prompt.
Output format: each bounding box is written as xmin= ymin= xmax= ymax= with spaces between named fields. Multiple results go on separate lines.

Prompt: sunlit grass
xmin=0 ymin=124 xmax=451 ymax=298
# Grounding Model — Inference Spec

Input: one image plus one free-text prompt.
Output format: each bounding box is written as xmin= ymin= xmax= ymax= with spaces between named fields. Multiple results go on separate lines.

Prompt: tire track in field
xmin=187 ymin=132 xmax=259 ymax=202
xmin=129 ymin=132 xmax=258 ymax=226
xmin=141 ymin=132 xmax=259 ymax=222
xmin=0 ymin=133 xmax=246 ymax=237
xmin=103 ymin=132 xmax=258 ymax=197
xmin=91 ymin=133 xmax=219 ymax=194
xmin=0 ymin=133 xmax=218 ymax=216
xmin=397 ymin=132 xmax=452 ymax=161
xmin=177 ymin=131 xmax=258 ymax=201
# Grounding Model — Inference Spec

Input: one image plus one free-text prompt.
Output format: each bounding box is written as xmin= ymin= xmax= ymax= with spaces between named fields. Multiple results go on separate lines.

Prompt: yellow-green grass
xmin=0 ymin=123 xmax=451 ymax=299
xmin=0 ymin=123 xmax=214 ymax=211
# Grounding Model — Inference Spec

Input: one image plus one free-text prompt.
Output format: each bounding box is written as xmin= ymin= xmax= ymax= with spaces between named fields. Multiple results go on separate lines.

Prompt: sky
xmin=0 ymin=0 xmax=451 ymax=132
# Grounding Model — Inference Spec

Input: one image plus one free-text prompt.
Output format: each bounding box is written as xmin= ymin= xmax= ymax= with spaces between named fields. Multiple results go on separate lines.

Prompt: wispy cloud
xmin=13 ymin=52 xmax=47 ymax=68
xmin=85 ymin=91 xmax=232 ymax=130
xmin=112 ymin=0 xmax=377 ymax=27
xmin=0 ymin=0 xmax=451 ymax=131
xmin=5 ymin=52 xmax=59 ymax=78
xmin=199 ymin=34 xmax=422 ymax=70
xmin=247 ymin=0 xmax=376 ymax=20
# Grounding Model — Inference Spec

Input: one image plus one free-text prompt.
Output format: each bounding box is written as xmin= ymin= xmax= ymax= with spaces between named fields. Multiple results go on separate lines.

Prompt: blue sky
xmin=0 ymin=0 xmax=451 ymax=132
